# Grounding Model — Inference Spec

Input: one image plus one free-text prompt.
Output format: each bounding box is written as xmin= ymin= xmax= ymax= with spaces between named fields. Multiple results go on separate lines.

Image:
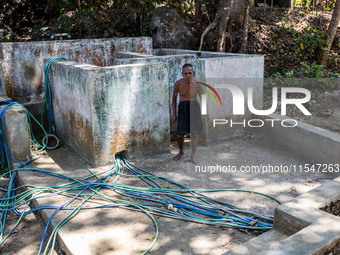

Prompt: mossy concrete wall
xmin=0 ymin=59 xmax=5 ymax=96
xmin=0 ymin=53 xmax=31 ymax=167
xmin=196 ymin=55 xmax=264 ymax=145
xmin=50 ymin=60 xmax=170 ymax=166
xmin=113 ymin=53 xmax=197 ymax=133
xmin=0 ymin=38 xmax=152 ymax=103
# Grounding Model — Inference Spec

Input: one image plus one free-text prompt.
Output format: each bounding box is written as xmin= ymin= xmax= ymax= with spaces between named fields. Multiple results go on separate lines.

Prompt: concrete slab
xmin=251 ymin=113 xmax=340 ymax=164
xmin=0 ymin=98 xmax=31 ymax=169
xmin=238 ymin=176 xmax=340 ymax=255
xmin=221 ymin=229 xmax=288 ymax=254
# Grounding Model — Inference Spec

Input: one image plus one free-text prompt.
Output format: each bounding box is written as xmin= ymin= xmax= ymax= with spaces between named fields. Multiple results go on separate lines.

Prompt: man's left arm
xmin=196 ymin=81 xmax=203 ymax=100
xmin=196 ymin=81 xmax=209 ymax=120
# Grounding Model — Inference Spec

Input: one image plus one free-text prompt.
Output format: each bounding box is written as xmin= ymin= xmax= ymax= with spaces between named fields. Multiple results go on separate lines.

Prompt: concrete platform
xmin=16 ymin=137 xmax=337 ymax=255
xmin=225 ymin=176 xmax=340 ymax=255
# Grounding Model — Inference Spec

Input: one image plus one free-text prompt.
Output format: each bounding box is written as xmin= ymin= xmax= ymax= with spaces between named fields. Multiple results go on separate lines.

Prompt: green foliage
xmin=209 ymin=30 xmax=219 ymax=41
xmin=268 ymin=61 xmax=339 ymax=92
xmin=294 ymin=0 xmax=336 ymax=10
xmin=55 ymin=9 xmax=72 ymax=34
xmin=109 ymin=0 xmax=165 ymax=9
xmin=32 ymin=18 xmax=47 ymax=33
xmin=329 ymin=53 xmax=339 ymax=67
xmin=292 ymin=28 xmax=328 ymax=62
xmin=76 ymin=3 xmax=95 ymax=18
xmin=271 ymin=72 xmax=283 ymax=79
xmin=142 ymin=1 xmax=152 ymax=36
xmin=283 ymin=69 xmax=295 ymax=78
xmin=48 ymin=0 xmax=73 ymax=13
xmin=140 ymin=0 xmax=163 ymax=36
xmin=273 ymin=62 xmax=325 ymax=78
xmin=281 ymin=15 xmax=292 ymax=33
xmin=300 ymin=61 xmax=325 ymax=78
xmin=317 ymin=0 xmax=337 ymax=10
xmin=0 ymin=163 xmax=9 ymax=174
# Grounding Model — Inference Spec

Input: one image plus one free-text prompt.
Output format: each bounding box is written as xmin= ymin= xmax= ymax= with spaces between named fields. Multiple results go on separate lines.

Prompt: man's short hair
xmin=182 ymin=63 xmax=194 ymax=72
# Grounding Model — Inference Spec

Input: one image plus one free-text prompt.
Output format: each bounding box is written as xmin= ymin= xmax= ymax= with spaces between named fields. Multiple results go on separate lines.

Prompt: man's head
xmin=182 ymin=63 xmax=195 ymax=83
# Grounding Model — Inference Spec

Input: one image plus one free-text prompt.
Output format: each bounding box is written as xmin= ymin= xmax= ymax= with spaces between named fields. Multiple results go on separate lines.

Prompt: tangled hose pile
xmin=0 ymin=148 xmax=281 ymax=254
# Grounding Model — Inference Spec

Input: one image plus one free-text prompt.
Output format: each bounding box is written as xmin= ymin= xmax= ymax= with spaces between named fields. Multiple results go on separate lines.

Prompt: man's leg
xmin=173 ymin=134 xmax=185 ymax=160
xmin=190 ymin=133 xmax=199 ymax=164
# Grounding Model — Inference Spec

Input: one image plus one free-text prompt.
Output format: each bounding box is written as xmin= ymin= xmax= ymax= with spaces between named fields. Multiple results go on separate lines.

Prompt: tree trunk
xmin=75 ymin=0 xmax=81 ymax=11
xmin=195 ymin=0 xmax=201 ymax=16
xmin=320 ymin=0 xmax=340 ymax=66
xmin=240 ymin=6 xmax=249 ymax=53
xmin=200 ymin=0 xmax=244 ymax=52
xmin=199 ymin=17 xmax=218 ymax=51
xmin=230 ymin=0 xmax=246 ymax=25
xmin=216 ymin=0 xmax=233 ymax=52
xmin=75 ymin=0 xmax=81 ymax=10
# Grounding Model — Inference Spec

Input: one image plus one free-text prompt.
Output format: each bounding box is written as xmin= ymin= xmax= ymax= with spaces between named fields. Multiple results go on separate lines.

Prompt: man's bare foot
xmin=173 ymin=152 xmax=184 ymax=161
xmin=190 ymin=157 xmax=199 ymax=164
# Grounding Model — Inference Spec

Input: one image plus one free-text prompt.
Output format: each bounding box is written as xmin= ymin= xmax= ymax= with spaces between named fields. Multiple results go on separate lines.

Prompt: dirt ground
xmin=0 ymin=136 xmax=336 ymax=255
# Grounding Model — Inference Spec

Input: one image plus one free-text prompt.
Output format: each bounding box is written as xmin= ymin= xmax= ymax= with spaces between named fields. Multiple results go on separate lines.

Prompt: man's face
xmin=182 ymin=67 xmax=195 ymax=83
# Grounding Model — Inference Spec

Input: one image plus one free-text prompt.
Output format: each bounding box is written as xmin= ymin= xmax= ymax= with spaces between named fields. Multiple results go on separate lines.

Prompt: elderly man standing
xmin=171 ymin=63 xmax=203 ymax=164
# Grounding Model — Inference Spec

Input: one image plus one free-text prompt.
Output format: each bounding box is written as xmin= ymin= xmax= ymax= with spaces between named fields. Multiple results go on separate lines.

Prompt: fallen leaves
xmin=146 ymin=234 xmax=155 ymax=240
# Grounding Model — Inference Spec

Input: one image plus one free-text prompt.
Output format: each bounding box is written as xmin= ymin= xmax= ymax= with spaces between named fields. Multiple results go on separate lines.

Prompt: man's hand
xmin=171 ymin=113 xmax=177 ymax=123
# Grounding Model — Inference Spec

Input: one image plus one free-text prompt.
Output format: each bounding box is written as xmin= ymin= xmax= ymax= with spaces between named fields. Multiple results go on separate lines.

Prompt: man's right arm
xmin=171 ymin=82 xmax=180 ymax=123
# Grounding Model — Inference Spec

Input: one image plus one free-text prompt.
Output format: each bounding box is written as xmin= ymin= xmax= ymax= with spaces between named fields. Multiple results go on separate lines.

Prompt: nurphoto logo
xmin=200 ymin=84 xmax=312 ymax=128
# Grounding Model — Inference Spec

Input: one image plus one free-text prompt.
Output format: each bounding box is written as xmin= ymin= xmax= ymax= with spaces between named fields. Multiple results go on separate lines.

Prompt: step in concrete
xmin=223 ymin=229 xmax=288 ymax=255
xmin=225 ymin=176 xmax=340 ymax=255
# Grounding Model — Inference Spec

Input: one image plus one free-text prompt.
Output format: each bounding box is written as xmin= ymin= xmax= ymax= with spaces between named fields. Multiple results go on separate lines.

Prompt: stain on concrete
xmin=49 ymin=59 xmax=169 ymax=166
xmin=0 ymin=38 xmax=152 ymax=102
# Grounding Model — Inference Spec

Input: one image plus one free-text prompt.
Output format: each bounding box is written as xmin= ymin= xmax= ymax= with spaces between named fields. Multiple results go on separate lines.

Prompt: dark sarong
xmin=177 ymin=101 xmax=203 ymax=134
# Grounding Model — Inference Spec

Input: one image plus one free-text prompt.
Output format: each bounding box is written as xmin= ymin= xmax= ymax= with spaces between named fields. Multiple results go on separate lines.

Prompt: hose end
xmin=115 ymin=149 xmax=129 ymax=160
